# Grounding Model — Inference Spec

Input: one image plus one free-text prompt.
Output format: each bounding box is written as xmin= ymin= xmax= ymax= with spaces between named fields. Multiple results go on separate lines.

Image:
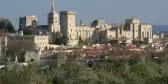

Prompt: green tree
xmin=78 ymin=36 xmax=83 ymax=46
xmin=18 ymin=24 xmax=26 ymax=32
xmin=2 ymin=56 xmax=168 ymax=84
xmin=0 ymin=18 xmax=15 ymax=33
xmin=55 ymin=32 xmax=62 ymax=45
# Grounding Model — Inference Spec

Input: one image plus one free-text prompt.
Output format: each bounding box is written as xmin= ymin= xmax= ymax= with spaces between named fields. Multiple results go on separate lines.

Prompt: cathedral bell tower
xmin=48 ymin=0 xmax=60 ymax=32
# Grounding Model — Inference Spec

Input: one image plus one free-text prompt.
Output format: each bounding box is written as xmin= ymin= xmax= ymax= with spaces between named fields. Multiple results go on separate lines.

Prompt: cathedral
xmin=23 ymin=0 xmax=152 ymax=46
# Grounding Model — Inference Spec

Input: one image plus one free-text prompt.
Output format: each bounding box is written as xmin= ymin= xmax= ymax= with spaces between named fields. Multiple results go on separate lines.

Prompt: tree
xmin=23 ymin=29 xmax=33 ymax=35
xmin=2 ymin=54 xmax=168 ymax=84
xmin=55 ymin=32 xmax=62 ymax=45
xmin=61 ymin=35 xmax=68 ymax=46
xmin=7 ymin=21 xmax=15 ymax=33
xmin=78 ymin=36 xmax=83 ymax=46
xmin=55 ymin=32 xmax=62 ymax=38
xmin=6 ymin=42 xmax=37 ymax=57
xmin=84 ymin=39 xmax=91 ymax=46
xmin=18 ymin=24 xmax=26 ymax=32
xmin=0 ymin=18 xmax=15 ymax=33
xmin=45 ymin=46 xmax=48 ymax=50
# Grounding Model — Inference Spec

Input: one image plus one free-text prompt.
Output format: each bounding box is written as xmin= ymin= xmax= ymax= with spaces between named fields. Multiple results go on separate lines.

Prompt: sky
xmin=0 ymin=0 xmax=168 ymax=30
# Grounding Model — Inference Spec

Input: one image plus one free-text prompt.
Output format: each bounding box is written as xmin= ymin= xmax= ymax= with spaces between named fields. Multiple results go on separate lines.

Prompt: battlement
xmin=60 ymin=10 xmax=76 ymax=15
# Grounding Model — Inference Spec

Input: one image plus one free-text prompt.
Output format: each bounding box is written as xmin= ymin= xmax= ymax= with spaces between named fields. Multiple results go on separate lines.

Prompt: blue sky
xmin=0 ymin=0 xmax=168 ymax=29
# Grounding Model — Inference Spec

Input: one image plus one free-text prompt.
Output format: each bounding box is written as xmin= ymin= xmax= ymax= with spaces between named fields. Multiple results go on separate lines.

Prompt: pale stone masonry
xmin=7 ymin=35 xmax=49 ymax=50
xmin=0 ymin=37 xmax=7 ymax=59
xmin=18 ymin=0 xmax=153 ymax=47
xmin=59 ymin=9 xmax=152 ymax=45
xmin=19 ymin=15 xmax=38 ymax=28
xmin=48 ymin=0 xmax=60 ymax=33
xmin=115 ymin=18 xmax=152 ymax=41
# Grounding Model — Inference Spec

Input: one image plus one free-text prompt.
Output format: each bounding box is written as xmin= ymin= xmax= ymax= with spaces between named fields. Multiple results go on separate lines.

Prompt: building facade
xmin=21 ymin=0 xmax=153 ymax=46
xmin=115 ymin=18 xmax=152 ymax=41
xmin=19 ymin=15 xmax=38 ymax=29
xmin=7 ymin=35 xmax=49 ymax=50
xmin=59 ymin=9 xmax=152 ymax=45
xmin=0 ymin=37 xmax=7 ymax=59
xmin=59 ymin=11 xmax=115 ymax=45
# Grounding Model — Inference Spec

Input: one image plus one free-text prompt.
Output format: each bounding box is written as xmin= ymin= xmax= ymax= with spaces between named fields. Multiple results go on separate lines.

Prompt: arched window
xmin=142 ymin=32 xmax=144 ymax=38
xmin=79 ymin=30 xmax=81 ymax=37
xmin=70 ymin=35 xmax=72 ymax=39
xmin=144 ymin=28 xmax=146 ymax=37
xmin=148 ymin=28 xmax=151 ymax=38
xmin=88 ymin=31 xmax=90 ymax=39
xmin=120 ymin=28 xmax=122 ymax=35
xmin=76 ymin=31 xmax=79 ymax=39
xmin=83 ymin=30 xmax=85 ymax=37
xmin=85 ymin=30 xmax=88 ymax=38
xmin=147 ymin=31 xmax=149 ymax=38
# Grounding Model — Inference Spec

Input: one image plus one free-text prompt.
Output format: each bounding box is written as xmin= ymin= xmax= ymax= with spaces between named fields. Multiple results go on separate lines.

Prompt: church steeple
xmin=48 ymin=0 xmax=60 ymax=33
xmin=51 ymin=0 xmax=55 ymax=12
xmin=48 ymin=0 xmax=58 ymax=25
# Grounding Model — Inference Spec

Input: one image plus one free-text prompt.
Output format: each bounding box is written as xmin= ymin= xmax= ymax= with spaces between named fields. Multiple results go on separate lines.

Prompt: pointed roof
xmin=51 ymin=0 xmax=55 ymax=12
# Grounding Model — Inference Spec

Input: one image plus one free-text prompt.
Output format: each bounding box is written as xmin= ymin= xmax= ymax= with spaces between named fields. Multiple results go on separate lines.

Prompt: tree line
xmin=1 ymin=55 xmax=168 ymax=84
xmin=0 ymin=18 xmax=15 ymax=33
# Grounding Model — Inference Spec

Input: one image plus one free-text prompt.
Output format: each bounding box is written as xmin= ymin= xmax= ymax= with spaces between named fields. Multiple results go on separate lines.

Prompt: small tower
xmin=60 ymin=11 xmax=76 ymax=37
xmin=80 ymin=20 xmax=84 ymax=25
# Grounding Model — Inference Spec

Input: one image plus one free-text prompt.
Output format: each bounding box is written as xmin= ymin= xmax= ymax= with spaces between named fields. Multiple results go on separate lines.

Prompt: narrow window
xmin=142 ymin=32 xmax=144 ymax=38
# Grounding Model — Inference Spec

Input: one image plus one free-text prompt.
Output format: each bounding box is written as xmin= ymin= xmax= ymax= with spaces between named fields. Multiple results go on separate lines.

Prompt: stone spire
xmin=51 ymin=0 xmax=55 ymax=12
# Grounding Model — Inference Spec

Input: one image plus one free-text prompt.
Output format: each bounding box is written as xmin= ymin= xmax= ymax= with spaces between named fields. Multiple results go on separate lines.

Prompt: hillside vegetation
xmin=1 ymin=58 xmax=168 ymax=84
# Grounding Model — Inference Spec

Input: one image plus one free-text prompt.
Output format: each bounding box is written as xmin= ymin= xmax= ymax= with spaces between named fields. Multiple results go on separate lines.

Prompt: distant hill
xmin=152 ymin=25 xmax=168 ymax=37
xmin=0 ymin=18 xmax=15 ymax=33
xmin=153 ymin=25 xmax=168 ymax=32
